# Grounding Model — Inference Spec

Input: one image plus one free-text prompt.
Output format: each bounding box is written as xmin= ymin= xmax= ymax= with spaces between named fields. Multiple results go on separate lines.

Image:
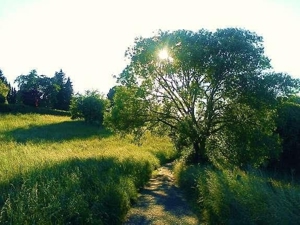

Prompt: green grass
xmin=0 ymin=103 xmax=70 ymax=116
xmin=0 ymin=113 xmax=177 ymax=224
xmin=174 ymin=162 xmax=300 ymax=225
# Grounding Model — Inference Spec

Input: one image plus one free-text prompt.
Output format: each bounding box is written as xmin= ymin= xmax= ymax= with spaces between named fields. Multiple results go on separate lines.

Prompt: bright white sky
xmin=0 ymin=0 xmax=299 ymax=94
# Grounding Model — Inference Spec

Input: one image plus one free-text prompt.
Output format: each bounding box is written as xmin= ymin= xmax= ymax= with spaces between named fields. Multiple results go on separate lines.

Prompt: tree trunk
xmin=192 ymin=138 xmax=209 ymax=164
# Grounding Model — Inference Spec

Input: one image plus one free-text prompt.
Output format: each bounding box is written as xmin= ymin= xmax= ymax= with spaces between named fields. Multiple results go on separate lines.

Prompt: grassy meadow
xmin=0 ymin=113 xmax=177 ymax=224
xmin=174 ymin=162 xmax=300 ymax=225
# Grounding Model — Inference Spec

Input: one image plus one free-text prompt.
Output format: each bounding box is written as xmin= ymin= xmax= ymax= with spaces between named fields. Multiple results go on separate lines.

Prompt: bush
xmin=71 ymin=90 xmax=108 ymax=125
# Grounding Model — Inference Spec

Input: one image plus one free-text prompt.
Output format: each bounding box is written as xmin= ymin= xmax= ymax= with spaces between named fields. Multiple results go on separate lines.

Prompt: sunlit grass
xmin=0 ymin=113 xmax=177 ymax=224
xmin=174 ymin=162 xmax=300 ymax=224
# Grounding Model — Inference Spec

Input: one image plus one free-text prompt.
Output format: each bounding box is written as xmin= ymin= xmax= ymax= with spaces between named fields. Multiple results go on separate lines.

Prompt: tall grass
xmin=0 ymin=104 xmax=70 ymax=116
xmin=174 ymin=162 xmax=300 ymax=225
xmin=0 ymin=113 xmax=177 ymax=224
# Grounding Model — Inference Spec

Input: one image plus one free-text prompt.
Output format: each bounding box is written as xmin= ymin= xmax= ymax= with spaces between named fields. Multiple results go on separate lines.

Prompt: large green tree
xmin=106 ymin=28 xmax=299 ymax=165
xmin=15 ymin=70 xmax=42 ymax=107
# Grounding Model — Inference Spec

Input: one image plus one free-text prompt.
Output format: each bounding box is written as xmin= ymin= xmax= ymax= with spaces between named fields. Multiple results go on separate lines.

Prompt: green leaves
xmin=0 ymin=80 xmax=9 ymax=104
xmin=104 ymin=86 xmax=150 ymax=135
xmin=273 ymin=96 xmax=300 ymax=173
xmin=112 ymin=27 xmax=299 ymax=166
xmin=71 ymin=90 xmax=107 ymax=125
xmin=13 ymin=69 xmax=73 ymax=109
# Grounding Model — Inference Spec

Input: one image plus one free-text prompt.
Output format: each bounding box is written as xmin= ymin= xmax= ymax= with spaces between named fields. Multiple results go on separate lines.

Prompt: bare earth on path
xmin=123 ymin=163 xmax=199 ymax=225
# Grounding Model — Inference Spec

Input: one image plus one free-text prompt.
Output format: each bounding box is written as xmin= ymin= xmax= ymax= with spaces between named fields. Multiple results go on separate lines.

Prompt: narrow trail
xmin=123 ymin=163 xmax=199 ymax=225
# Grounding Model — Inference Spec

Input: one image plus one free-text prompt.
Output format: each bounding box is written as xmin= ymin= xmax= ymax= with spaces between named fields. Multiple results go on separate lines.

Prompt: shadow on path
xmin=123 ymin=163 xmax=199 ymax=225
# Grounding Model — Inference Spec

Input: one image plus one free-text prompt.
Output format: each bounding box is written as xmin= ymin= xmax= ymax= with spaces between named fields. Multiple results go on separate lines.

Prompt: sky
xmin=0 ymin=0 xmax=299 ymax=94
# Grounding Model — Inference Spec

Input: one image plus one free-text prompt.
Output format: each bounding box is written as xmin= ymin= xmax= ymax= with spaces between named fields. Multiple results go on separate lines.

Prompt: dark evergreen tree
xmin=53 ymin=70 xmax=73 ymax=110
xmin=7 ymin=84 xmax=17 ymax=104
xmin=62 ymin=77 xmax=73 ymax=110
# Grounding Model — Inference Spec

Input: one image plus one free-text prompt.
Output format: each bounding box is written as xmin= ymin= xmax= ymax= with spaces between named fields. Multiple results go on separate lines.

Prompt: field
xmin=2 ymin=112 xmax=300 ymax=225
xmin=0 ymin=113 xmax=177 ymax=224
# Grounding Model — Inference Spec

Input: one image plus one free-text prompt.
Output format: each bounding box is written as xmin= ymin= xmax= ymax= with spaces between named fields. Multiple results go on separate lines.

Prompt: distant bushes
xmin=70 ymin=90 xmax=108 ymax=125
xmin=174 ymin=162 xmax=300 ymax=225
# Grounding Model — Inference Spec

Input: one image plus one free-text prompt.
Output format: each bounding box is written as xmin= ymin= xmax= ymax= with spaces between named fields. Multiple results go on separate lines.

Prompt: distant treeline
xmin=0 ymin=69 xmax=73 ymax=111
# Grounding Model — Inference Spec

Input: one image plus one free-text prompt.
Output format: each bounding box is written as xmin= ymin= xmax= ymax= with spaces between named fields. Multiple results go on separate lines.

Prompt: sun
xmin=158 ymin=49 xmax=169 ymax=60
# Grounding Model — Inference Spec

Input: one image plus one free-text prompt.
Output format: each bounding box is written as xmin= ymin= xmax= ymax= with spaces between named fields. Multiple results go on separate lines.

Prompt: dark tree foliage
xmin=62 ymin=77 xmax=73 ymax=110
xmin=106 ymin=28 xmax=299 ymax=166
xmin=270 ymin=96 xmax=300 ymax=174
xmin=107 ymin=86 xmax=117 ymax=107
xmin=53 ymin=70 xmax=73 ymax=110
xmin=7 ymin=84 xmax=17 ymax=104
xmin=38 ymin=75 xmax=58 ymax=108
xmin=14 ymin=69 xmax=73 ymax=110
xmin=20 ymin=89 xmax=42 ymax=107
xmin=71 ymin=90 xmax=107 ymax=125
xmin=15 ymin=70 xmax=42 ymax=106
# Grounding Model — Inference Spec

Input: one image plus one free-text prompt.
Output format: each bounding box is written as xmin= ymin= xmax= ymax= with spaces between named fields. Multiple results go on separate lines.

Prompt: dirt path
xmin=123 ymin=163 xmax=199 ymax=225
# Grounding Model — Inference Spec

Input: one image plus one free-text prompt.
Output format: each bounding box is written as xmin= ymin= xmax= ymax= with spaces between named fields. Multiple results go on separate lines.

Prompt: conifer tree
xmin=53 ymin=70 xmax=73 ymax=110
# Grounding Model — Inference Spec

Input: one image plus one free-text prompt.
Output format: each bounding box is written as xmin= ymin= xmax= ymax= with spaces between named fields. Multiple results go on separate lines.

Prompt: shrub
xmin=71 ymin=90 xmax=108 ymax=125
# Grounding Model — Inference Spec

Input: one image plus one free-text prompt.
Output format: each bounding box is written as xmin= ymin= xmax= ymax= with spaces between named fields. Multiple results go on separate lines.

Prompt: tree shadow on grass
xmin=0 ymin=156 xmax=153 ymax=225
xmin=0 ymin=103 xmax=71 ymax=116
xmin=3 ymin=120 xmax=113 ymax=143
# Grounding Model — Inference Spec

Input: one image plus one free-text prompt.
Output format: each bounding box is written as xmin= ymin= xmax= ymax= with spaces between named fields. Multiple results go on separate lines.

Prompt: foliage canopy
xmin=106 ymin=28 xmax=299 ymax=166
xmin=14 ymin=69 xmax=73 ymax=109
